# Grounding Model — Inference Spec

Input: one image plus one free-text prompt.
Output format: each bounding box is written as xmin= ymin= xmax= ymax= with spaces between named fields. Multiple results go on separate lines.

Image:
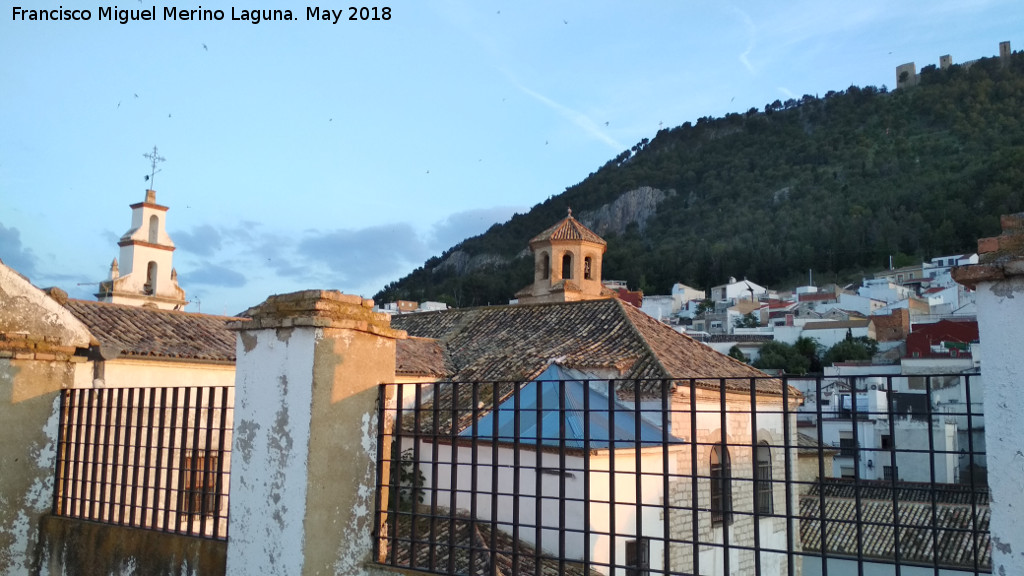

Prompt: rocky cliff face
xmin=578 ymin=186 xmax=673 ymax=236
xmin=433 ymin=186 xmax=672 ymax=276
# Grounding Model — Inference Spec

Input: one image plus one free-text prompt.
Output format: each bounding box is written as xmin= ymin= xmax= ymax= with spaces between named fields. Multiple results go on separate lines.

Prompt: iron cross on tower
xmin=143 ymin=146 xmax=166 ymax=189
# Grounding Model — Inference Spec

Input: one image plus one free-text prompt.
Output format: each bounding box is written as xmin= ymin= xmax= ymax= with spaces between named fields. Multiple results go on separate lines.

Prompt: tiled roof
xmin=799 ymin=292 xmax=839 ymax=302
xmin=64 ymin=299 xmax=239 ymax=362
xmin=392 ymin=299 xmax=773 ymax=388
xmin=392 ymin=300 xmax=790 ymax=434
xmin=905 ymin=320 xmax=979 ymax=358
xmin=388 ymin=509 xmax=600 ymax=576
xmin=396 ymin=337 xmax=452 ymax=377
xmin=800 ymin=479 xmax=990 ymax=570
xmin=702 ymin=334 xmax=774 ymax=343
xmin=529 ymin=214 xmax=606 ymax=245
xmin=872 ymin=310 xmax=909 ymax=342
xmin=797 ymin=432 xmax=838 ymax=453
xmin=802 ymin=319 xmax=871 ymax=331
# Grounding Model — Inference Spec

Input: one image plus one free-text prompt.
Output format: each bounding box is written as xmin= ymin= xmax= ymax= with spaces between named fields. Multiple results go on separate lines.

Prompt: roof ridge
xmin=67 ymin=298 xmax=242 ymax=320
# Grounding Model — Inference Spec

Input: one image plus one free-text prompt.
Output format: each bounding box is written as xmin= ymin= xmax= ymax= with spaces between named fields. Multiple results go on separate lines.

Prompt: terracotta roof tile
xmin=800 ymin=479 xmax=990 ymax=570
xmin=396 ymin=337 xmax=453 ymax=377
xmin=64 ymin=299 xmax=239 ymax=362
xmin=802 ymin=319 xmax=871 ymax=331
xmin=529 ymin=214 xmax=606 ymax=245
xmin=392 ymin=300 xmax=791 ymax=434
xmin=388 ymin=508 xmax=600 ymax=576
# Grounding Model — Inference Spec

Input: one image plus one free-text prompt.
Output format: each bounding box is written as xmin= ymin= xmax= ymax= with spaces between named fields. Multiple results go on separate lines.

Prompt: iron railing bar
xmin=410 ymin=382 xmax=423 ymax=568
xmin=68 ymin=388 xmax=87 ymax=518
xmin=885 ymin=375 xmax=903 ymax=576
xmin=199 ymin=387 xmax=216 ymax=536
xmin=429 ymin=381 xmax=441 ymax=573
xmin=925 ymin=375 xmax=940 ymax=576
xmin=719 ymin=377 xmax=731 ymax=575
xmin=690 ymin=378 xmax=700 ymax=576
xmin=815 ymin=375 xmax=829 ymax=576
xmin=129 ymin=387 xmax=147 ymax=528
xmin=751 ymin=377 xmax=763 ymax=576
xmin=83 ymin=389 xmax=100 ymax=521
xmin=559 ymin=379 xmax=567 ymax=576
xmin=489 ymin=381 xmax=500 ymax=571
xmin=849 ymin=378 xmax=864 ymax=576
xmin=607 ymin=378 xmax=617 ymax=576
xmin=533 ymin=379 xmax=544 ymax=576
xmin=181 ymin=386 xmax=197 ymax=534
xmin=374 ymin=379 xmax=389 ymax=561
xmin=215 ymin=385 xmax=230 ymax=539
xmin=633 ymin=377 xmax=643 ymax=576
xmin=512 ymin=380 xmax=522 ymax=576
xmin=661 ymin=378 xmax=671 ymax=575
xmin=469 ymin=380 xmax=480 ymax=574
xmin=161 ymin=387 xmax=179 ymax=532
xmin=446 ymin=382 xmax=459 ymax=576
xmin=963 ymin=373 xmax=981 ymax=574
xmin=141 ymin=387 xmax=159 ymax=528
xmin=582 ymin=378 xmax=592 ymax=574
xmin=52 ymin=388 xmax=71 ymax=516
xmin=113 ymin=387 xmax=129 ymax=526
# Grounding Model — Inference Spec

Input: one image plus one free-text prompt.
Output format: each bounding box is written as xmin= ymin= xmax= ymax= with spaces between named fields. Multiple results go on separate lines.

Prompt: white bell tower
xmin=96 ymin=188 xmax=187 ymax=309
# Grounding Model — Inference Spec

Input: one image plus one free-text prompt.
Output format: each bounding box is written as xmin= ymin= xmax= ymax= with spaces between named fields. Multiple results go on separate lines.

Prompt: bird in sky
xmin=202 ymin=43 xmax=208 ymax=51
xmin=134 ymin=93 xmax=139 ymax=98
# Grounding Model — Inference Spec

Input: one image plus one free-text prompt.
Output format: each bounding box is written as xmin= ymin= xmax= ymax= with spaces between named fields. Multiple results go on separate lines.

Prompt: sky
xmin=1 ymin=1 xmax=1021 ymax=315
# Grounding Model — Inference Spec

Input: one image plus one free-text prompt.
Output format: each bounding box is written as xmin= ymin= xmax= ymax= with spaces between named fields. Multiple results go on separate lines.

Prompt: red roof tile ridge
xmin=529 ymin=214 xmax=606 ymax=245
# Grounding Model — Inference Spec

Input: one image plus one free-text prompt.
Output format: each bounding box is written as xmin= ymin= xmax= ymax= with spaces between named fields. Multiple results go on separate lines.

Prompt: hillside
xmin=375 ymin=52 xmax=1024 ymax=307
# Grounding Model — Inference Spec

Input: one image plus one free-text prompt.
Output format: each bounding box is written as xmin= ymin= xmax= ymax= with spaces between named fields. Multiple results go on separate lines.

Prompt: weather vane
xmin=143 ymin=146 xmax=165 ymax=189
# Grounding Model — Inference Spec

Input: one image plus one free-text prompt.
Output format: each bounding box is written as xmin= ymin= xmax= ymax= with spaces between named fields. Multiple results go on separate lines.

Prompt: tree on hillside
xmin=728 ymin=345 xmax=748 ymax=363
xmin=823 ymin=336 xmax=879 ymax=366
xmin=754 ymin=341 xmax=811 ymax=375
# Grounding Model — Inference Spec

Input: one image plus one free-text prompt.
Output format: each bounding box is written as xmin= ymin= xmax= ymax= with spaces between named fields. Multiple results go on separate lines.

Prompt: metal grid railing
xmin=52 ymin=385 xmax=234 ymax=540
xmin=374 ymin=374 xmax=989 ymax=576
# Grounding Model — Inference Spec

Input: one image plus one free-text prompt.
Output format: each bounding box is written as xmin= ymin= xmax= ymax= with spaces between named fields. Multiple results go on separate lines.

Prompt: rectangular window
xmin=881 ymin=435 xmax=893 ymax=451
xmin=839 ymin=438 xmax=858 ymax=457
xmin=883 ymin=466 xmax=897 ymax=481
xmin=180 ymin=450 xmax=220 ymax=517
xmin=756 ymin=455 xmax=773 ymax=515
xmin=626 ymin=537 xmax=650 ymax=576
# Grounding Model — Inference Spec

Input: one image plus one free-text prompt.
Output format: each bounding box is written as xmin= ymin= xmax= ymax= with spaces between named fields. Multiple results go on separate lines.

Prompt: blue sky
xmin=2 ymin=1 xmax=1021 ymax=314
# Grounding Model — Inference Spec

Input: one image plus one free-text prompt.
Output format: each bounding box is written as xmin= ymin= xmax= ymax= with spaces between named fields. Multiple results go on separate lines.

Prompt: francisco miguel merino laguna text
xmin=11 ymin=6 xmax=392 ymax=24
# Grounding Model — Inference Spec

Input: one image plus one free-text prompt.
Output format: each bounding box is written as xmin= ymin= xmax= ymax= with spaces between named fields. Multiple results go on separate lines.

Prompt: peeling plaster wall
xmin=37 ymin=516 xmax=226 ymax=576
xmin=1 ymin=263 xmax=91 ymax=576
xmin=975 ymin=276 xmax=1024 ymax=576
xmin=304 ymin=327 xmax=395 ymax=575
xmin=226 ymin=327 xmax=315 ymax=576
xmin=0 ymin=364 xmax=63 ymax=576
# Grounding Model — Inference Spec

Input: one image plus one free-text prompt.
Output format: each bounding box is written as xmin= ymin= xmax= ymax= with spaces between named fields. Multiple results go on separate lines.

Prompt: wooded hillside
xmin=376 ymin=52 xmax=1024 ymax=307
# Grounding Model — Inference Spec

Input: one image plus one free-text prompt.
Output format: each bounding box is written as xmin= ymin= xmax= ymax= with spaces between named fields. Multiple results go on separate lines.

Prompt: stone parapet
xmin=230 ymin=290 xmax=406 ymax=339
xmin=952 ymin=211 xmax=1024 ymax=288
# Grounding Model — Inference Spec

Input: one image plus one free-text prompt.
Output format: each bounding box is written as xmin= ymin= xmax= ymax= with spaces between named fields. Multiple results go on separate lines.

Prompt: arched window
xmin=756 ymin=442 xmax=773 ymax=515
xmin=148 ymin=215 xmax=159 ymax=243
xmin=710 ymin=444 xmax=732 ymax=525
xmin=562 ymin=253 xmax=573 ymax=280
xmin=144 ymin=261 xmax=157 ymax=295
xmin=584 ymin=256 xmax=593 ymax=280
xmin=542 ymin=253 xmax=550 ymax=280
